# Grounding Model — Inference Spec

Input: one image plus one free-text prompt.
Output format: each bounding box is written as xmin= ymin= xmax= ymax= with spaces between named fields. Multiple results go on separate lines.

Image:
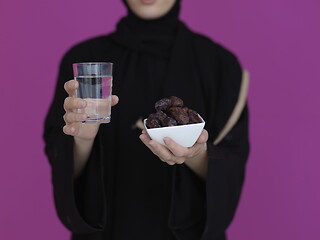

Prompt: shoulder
xmin=61 ymin=35 xmax=111 ymax=61
xmin=57 ymin=34 xmax=117 ymax=77
xmin=192 ymin=32 xmax=242 ymax=69
xmin=60 ymin=32 xmax=122 ymax=66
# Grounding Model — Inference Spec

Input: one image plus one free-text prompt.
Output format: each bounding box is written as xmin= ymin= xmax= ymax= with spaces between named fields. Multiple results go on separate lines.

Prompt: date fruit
xmin=146 ymin=96 xmax=202 ymax=129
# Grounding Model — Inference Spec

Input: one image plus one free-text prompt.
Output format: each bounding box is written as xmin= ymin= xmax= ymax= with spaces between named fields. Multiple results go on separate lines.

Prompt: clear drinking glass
xmin=72 ymin=62 xmax=113 ymax=123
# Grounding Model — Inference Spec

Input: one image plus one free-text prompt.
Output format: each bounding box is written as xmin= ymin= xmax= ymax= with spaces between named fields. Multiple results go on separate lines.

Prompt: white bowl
xmin=144 ymin=115 xmax=205 ymax=148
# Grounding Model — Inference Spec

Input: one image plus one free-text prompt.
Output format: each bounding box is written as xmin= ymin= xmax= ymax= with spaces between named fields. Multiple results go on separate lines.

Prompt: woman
xmin=43 ymin=0 xmax=250 ymax=239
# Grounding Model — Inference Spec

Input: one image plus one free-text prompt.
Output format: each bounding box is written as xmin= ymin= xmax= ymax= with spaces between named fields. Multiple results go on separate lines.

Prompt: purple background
xmin=1 ymin=0 xmax=319 ymax=239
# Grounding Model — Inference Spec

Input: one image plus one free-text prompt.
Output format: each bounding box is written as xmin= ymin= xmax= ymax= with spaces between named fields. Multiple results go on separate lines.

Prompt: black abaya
xmin=43 ymin=1 xmax=249 ymax=239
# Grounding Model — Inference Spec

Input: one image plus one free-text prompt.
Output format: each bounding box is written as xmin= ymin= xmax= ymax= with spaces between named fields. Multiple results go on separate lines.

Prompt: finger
xmin=63 ymin=123 xmax=79 ymax=137
xmin=63 ymin=112 xmax=87 ymax=124
xmin=166 ymin=161 xmax=176 ymax=165
xmin=148 ymin=140 xmax=174 ymax=162
xmin=111 ymin=95 xmax=119 ymax=107
xmin=139 ymin=134 xmax=179 ymax=165
xmin=139 ymin=133 xmax=161 ymax=157
xmin=163 ymin=137 xmax=189 ymax=158
xmin=196 ymin=129 xmax=209 ymax=144
xmin=64 ymin=80 xmax=78 ymax=97
xmin=140 ymin=131 xmax=151 ymax=141
xmin=139 ymin=134 xmax=172 ymax=161
xmin=64 ymin=97 xmax=87 ymax=111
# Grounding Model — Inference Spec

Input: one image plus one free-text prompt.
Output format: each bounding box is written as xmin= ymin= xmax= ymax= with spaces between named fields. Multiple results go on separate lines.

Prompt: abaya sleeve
xmin=168 ymin=49 xmax=249 ymax=240
xmin=202 ymin=106 xmax=249 ymax=240
xmin=43 ymin=52 xmax=106 ymax=234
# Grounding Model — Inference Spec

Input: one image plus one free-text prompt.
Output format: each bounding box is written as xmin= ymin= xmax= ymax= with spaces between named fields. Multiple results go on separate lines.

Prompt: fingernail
xmin=70 ymin=127 xmax=75 ymax=133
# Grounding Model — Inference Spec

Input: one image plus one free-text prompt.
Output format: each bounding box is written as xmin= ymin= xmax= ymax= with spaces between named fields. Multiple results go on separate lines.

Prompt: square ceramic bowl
xmin=144 ymin=115 xmax=205 ymax=148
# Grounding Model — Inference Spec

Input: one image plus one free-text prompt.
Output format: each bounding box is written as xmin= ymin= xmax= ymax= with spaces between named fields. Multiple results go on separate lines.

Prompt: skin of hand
xmin=139 ymin=129 xmax=209 ymax=179
xmin=62 ymin=79 xmax=119 ymax=140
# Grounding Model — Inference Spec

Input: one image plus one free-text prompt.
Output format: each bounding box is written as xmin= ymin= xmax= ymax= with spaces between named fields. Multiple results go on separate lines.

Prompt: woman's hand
xmin=62 ymin=79 xmax=119 ymax=141
xmin=139 ymin=129 xmax=209 ymax=179
xmin=63 ymin=79 xmax=119 ymax=178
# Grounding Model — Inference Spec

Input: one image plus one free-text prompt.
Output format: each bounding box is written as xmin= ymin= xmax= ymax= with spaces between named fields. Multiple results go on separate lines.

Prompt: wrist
xmin=74 ymin=136 xmax=95 ymax=144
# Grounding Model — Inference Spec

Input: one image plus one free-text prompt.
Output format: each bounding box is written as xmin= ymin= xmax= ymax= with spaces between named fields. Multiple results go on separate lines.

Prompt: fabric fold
xmin=168 ymin=164 xmax=206 ymax=239
xmin=45 ymin=131 xmax=106 ymax=234
xmin=202 ymin=106 xmax=249 ymax=240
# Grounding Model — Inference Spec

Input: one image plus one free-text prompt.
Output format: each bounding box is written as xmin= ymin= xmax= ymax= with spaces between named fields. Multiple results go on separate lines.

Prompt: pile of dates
xmin=146 ymin=96 xmax=202 ymax=129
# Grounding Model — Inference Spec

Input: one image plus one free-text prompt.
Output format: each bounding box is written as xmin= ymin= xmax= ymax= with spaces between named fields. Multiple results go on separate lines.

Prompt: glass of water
xmin=72 ymin=62 xmax=113 ymax=123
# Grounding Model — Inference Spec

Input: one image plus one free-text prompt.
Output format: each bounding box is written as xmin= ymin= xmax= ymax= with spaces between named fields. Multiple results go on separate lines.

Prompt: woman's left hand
xmin=139 ymin=129 xmax=209 ymax=166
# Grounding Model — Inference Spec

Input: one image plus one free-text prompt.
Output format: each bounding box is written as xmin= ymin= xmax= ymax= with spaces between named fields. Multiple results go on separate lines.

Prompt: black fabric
xmin=43 ymin=1 xmax=249 ymax=239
